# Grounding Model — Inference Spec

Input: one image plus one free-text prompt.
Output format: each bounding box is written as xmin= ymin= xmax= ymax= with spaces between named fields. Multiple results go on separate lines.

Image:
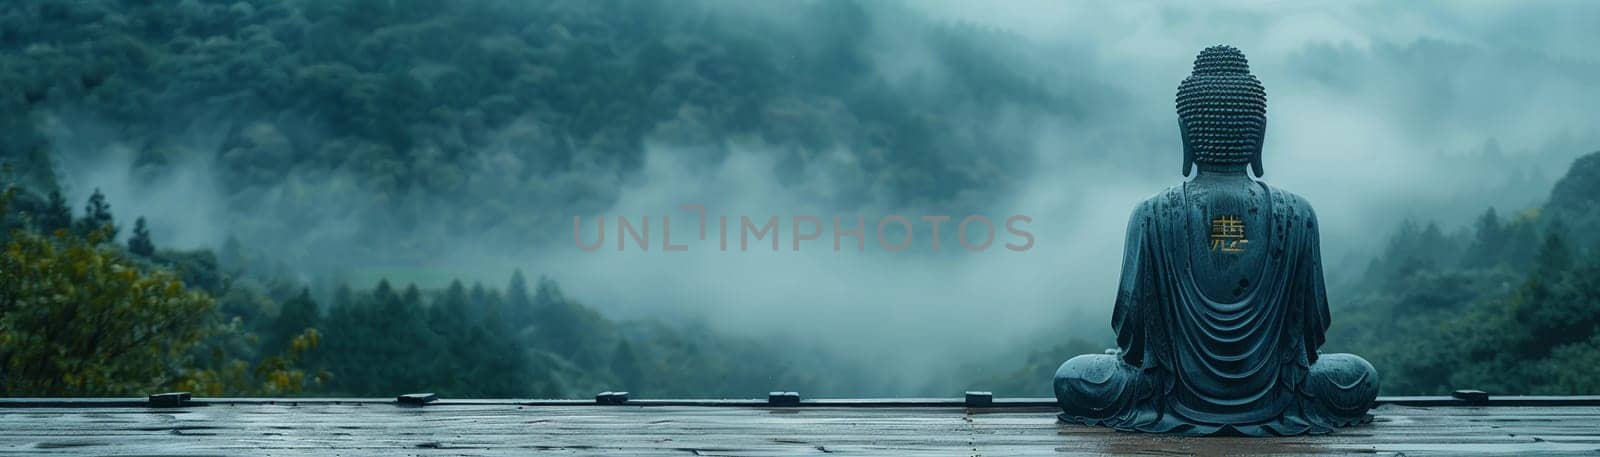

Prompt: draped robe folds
xmin=1054 ymin=182 xmax=1378 ymax=436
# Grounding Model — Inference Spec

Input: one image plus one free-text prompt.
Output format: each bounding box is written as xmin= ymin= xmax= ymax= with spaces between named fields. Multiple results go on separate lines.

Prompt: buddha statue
xmin=1052 ymin=45 xmax=1378 ymax=436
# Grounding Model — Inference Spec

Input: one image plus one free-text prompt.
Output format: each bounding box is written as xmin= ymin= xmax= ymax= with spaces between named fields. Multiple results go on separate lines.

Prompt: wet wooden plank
xmin=1 ymin=403 xmax=1598 ymax=456
xmin=6 ymin=395 xmax=1598 ymax=408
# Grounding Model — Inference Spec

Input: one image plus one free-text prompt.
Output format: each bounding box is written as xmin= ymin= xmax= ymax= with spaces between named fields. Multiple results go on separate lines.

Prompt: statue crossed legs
xmin=1051 ymin=45 xmax=1378 ymax=436
xmin=1055 ymin=352 xmax=1377 ymax=435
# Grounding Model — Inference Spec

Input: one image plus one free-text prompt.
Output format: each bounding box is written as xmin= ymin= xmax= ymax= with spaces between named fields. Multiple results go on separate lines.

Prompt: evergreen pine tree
xmin=1466 ymin=207 xmax=1505 ymax=268
xmin=39 ymin=190 xmax=71 ymax=233
xmin=506 ymin=269 xmax=532 ymax=329
xmin=1535 ymin=228 xmax=1573 ymax=278
xmin=75 ymin=188 xmax=116 ymax=240
xmin=271 ymin=288 xmax=321 ymax=353
xmin=128 ymin=216 xmax=155 ymax=257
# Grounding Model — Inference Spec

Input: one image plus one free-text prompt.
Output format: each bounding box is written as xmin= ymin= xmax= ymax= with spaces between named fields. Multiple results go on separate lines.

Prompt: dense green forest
xmin=0 ymin=0 xmax=1069 ymax=267
xmin=1326 ymin=151 xmax=1600 ymax=394
xmin=13 ymin=155 xmax=1599 ymax=397
xmin=0 ymin=0 xmax=1059 ymax=397
xmin=1 ymin=185 xmax=857 ymax=397
xmin=2 ymin=0 xmax=1598 ymax=398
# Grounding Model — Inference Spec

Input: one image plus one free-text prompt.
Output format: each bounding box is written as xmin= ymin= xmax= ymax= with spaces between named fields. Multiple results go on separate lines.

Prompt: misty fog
xmin=35 ymin=1 xmax=1600 ymax=394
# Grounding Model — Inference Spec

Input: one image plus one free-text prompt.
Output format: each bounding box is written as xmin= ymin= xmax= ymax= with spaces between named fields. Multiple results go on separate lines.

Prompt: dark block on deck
xmin=148 ymin=392 xmax=191 ymax=408
xmin=595 ymin=391 xmax=629 ymax=405
xmin=397 ymin=393 xmax=438 ymax=406
xmin=1453 ymin=389 xmax=1489 ymax=404
xmin=768 ymin=392 xmax=800 ymax=406
xmin=965 ymin=391 xmax=993 ymax=407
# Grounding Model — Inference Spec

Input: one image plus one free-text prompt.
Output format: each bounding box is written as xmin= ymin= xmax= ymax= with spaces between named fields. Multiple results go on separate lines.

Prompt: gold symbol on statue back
xmin=1210 ymin=216 xmax=1247 ymax=253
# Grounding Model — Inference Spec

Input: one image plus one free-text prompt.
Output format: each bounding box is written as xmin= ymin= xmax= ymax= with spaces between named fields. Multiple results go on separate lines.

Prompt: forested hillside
xmin=0 ymin=0 xmax=1076 ymax=268
xmin=2 ymin=0 xmax=1597 ymax=398
xmin=1325 ymin=151 xmax=1600 ymax=395
xmin=1 ymin=185 xmax=865 ymax=397
xmin=0 ymin=0 xmax=1071 ymax=397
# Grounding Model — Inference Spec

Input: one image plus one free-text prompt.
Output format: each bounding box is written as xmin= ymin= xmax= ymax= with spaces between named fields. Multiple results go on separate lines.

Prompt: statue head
xmin=1177 ymin=45 xmax=1267 ymax=177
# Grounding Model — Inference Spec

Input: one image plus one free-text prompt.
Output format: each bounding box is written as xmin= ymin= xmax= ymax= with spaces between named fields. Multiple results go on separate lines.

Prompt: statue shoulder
xmin=1119 ymin=186 xmax=1189 ymax=237
xmin=1260 ymin=183 xmax=1320 ymax=223
xmin=1137 ymin=185 xmax=1188 ymax=213
xmin=1120 ymin=186 xmax=1184 ymax=233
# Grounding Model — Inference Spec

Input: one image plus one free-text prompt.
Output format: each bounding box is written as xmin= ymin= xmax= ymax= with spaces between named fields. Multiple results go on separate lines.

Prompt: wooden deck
xmin=3 ymin=398 xmax=1600 ymax=456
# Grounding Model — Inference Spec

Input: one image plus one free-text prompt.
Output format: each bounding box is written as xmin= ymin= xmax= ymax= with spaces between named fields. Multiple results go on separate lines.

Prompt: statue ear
xmin=1249 ymin=118 xmax=1266 ymax=178
xmin=1179 ymin=118 xmax=1195 ymax=177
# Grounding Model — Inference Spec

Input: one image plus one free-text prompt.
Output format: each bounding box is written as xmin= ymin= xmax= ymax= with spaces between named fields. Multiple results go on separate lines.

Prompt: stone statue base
xmin=1055 ymin=352 xmax=1377 ymax=436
